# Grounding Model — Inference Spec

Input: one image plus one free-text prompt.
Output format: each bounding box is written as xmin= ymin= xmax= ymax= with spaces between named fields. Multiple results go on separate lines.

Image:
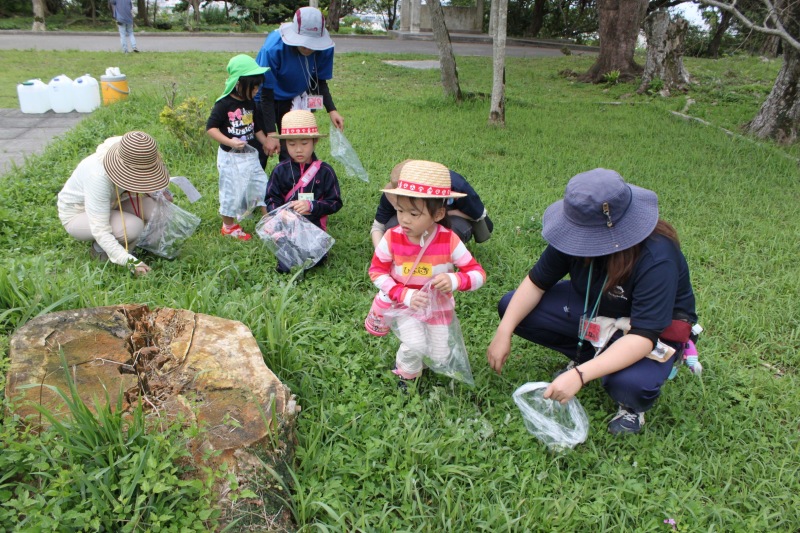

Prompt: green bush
xmin=159 ymin=95 xmax=210 ymax=153
xmin=202 ymin=5 xmax=228 ymax=25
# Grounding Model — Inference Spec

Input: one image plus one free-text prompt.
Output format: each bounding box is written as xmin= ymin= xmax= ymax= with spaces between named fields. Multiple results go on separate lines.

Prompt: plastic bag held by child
xmin=329 ymin=128 xmax=369 ymax=182
xmin=383 ymin=282 xmax=474 ymax=386
xmin=137 ymin=192 xmax=201 ymax=259
xmin=217 ymin=144 xmax=268 ymax=220
xmin=512 ymin=382 xmax=589 ymax=451
xmin=255 ymin=204 xmax=335 ymax=270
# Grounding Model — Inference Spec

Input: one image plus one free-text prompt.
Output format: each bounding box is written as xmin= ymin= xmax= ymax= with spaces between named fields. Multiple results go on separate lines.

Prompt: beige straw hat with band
xmin=275 ymin=110 xmax=328 ymax=139
xmin=381 ymin=160 xmax=466 ymax=199
xmin=103 ymin=131 xmax=170 ymax=193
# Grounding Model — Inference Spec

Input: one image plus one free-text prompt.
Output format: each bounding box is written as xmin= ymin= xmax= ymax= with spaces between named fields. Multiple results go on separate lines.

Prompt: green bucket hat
xmin=217 ymin=54 xmax=269 ymax=101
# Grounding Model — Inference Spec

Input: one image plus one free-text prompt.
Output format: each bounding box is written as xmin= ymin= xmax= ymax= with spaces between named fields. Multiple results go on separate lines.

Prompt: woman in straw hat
xmin=487 ymin=169 xmax=698 ymax=435
xmin=256 ymin=6 xmax=344 ymax=163
xmin=57 ymin=131 xmax=171 ymax=276
xmin=368 ymin=160 xmax=486 ymax=389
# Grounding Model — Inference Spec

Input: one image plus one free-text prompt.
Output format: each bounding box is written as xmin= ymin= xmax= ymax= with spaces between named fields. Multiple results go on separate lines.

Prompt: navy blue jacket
xmin=265 ymin=155 xmax=342 ymax=229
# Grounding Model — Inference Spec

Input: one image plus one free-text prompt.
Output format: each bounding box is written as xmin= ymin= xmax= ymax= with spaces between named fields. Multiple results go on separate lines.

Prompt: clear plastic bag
xmin=512 ymin=382 xmax=589 ymax=451
xmin=383 ymin=282 xmax=474 ymax=386
xmin=329 ymin=128 xmax=369 ymax=182
xmin=137 ymin=193 xmax=201 ymax=259
xmin=255 ymin=204 xmax=335 ymax=270
xmin=217 ymin=145 xmax=268 ymax=220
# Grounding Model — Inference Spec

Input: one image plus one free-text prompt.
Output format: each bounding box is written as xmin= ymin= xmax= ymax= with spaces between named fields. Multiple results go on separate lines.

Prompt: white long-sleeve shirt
xmin=57 ymin=137 xmax=139 ymax=266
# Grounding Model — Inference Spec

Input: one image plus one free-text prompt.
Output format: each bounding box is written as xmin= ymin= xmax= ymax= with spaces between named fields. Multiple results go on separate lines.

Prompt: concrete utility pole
xmin=411 ymin=0 xmax=421 ymax=33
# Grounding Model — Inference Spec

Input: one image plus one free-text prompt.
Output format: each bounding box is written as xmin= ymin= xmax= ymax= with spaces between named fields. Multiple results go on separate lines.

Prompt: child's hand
xmin=290 ymin=200 xmax=311 ymax=215
xmin=431 ymin=273 xmax=454 ymax=293
xmin=229 ymin=138 xmax=247 ymax=150
xmin=409 ymin=290 xmax=428 ymax=311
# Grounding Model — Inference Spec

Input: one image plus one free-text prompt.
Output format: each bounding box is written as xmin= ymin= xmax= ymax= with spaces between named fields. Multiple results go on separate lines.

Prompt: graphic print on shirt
xmin=226 ymin=107 xmax=255 ymax=140
xmin=402 ymin=262 xmax=433 ymax=278
xmin=608 ymin=285 xmax=628 ymax=301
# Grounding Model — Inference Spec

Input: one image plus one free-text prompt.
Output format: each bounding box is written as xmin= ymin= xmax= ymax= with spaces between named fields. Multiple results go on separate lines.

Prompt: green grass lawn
xmin=1 ymin=50 xmax=799 ymax=530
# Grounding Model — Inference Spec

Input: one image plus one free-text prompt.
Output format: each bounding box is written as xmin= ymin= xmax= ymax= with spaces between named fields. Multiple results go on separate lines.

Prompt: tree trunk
xmin=327 ymin=0 xmax=341 ymax=32
xmin=526 ymin=0 xmax=546 ymax=37
xmin=746 ymin=45 xmax=800 ymax=144
xmin=428 ymin=0 xmax=463 ymax=102
xmin=32 ymin=0 xmax=46 ymax=31
xmin=136 ymin=0 xmax=148 ymax=26
xmin=489 ymin=0 xmax=508 ymax=125
xmin=579 ymin=0 xmax=647 ymax=83
xmin=637 ymin=11 xmax=691 ymax=94
xmin=706 ymin=10 xmax=731 ymax=59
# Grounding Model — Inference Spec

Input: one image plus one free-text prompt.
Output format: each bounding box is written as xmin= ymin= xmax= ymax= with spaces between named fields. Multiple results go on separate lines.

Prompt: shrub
xmin=202 ymin=5 xmax=228 ymax=25
xmin=159 ymin=94 xmax=210 ymax=153
xmin=602 ymin=69 xmax=621 ymax=85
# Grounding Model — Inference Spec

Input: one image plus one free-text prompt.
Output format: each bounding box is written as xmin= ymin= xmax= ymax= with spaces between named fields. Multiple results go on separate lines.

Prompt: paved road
xmin=0 ymin=31 xmax=569 ymax=58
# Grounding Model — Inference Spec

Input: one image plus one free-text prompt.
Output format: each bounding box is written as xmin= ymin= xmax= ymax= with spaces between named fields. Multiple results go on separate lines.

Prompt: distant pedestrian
xmin=109 ymin=0 xmax=138 ymax=53
xmin=255 ymin=6 xmax=344 ymax=165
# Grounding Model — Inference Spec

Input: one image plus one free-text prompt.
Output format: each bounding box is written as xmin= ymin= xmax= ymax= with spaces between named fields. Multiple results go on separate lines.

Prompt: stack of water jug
xmin=17 ymin=74 xmax=102 ymax=114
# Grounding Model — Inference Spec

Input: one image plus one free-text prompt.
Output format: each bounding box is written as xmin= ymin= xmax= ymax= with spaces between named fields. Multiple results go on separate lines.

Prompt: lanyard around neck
xmin=577 ymin=260 xmax=608 ymax=349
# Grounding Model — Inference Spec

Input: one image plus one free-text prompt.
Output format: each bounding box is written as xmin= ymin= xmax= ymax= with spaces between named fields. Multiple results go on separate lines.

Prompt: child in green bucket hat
xmin=207 ymin=54 xmax=272 ymax=241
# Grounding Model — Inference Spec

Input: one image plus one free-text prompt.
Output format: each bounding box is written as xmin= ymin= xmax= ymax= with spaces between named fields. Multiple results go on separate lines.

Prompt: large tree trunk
xmin=327 ymin=0 xmax=341 ymax=32
xmin=525 ymin=0 xmax=546 ymax=37
xmin=746 ymin=46 xmax=800 ymax=144
xmin=637 ymin=11 xmax=691 ymax=94
xmin=579 ymin=0 xmax=648 ymax=83
xmin=489 ymin=0 xmax=507 ymax=125
xmin=428 ymin=0 xmax=462 ymax=101
xmin=136 ymin=0 xmax=148 ymax=26
xmin=706 ymin=10 xmax=731 ymax=58
xmin=32 ymin=0 xmax=46 ymax=31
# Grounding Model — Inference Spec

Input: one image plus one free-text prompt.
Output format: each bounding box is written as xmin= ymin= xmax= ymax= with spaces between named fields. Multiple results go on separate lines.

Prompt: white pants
xmin=394 ymin=315 xmax=450 ymax=379
xmin=63 ymin=196 xmax=155 ymax=244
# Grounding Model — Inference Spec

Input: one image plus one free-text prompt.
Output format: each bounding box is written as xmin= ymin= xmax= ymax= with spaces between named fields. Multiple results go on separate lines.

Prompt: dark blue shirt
xmin=265 ymin=155 xmax=342 ymax=229
xmin=255 ymin=31 xmax=335 ymax=102
xmin=529 ymin=234 xmax=697 ymax=336
xmin=374 ymin=170 xmax=486 ymax=224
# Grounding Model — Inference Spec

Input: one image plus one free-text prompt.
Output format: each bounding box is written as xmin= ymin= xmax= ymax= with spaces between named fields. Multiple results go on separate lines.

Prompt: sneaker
xmin=608 ymin=405 xmax=645 ymax=435
xmin=397 ymin=376 xmax=417 ymax=393
xmin=221 ymin=224 xmax=251 ymax=241
xmin=133 ymin=48 xmax=140 ymax=53
xmin=89 ymin=241 xmax=109 ymax=262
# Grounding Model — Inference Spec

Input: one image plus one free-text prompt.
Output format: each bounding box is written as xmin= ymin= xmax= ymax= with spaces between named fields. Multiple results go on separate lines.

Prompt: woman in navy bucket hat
xmin=255 ymin=6 xmax=344 ymax=165
xmin=487 ymin=169 xmax=698 ymax=435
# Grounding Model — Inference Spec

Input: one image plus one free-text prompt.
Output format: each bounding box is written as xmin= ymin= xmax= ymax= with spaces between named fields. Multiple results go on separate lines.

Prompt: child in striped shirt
xmin=367 ymin=160 xmax=486 ymax=388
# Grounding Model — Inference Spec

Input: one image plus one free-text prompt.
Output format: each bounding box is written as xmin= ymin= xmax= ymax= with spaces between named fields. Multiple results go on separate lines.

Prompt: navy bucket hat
xmin=542 ymin=168 xmax=659 ymax=257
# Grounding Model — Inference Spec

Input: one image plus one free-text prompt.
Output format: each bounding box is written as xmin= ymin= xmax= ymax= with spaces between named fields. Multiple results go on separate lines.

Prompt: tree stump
xmin=637 ymin=11 xmax=691 ymax=95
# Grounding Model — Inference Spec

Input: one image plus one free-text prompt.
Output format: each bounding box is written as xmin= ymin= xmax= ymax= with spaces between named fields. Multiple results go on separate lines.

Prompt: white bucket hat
xmin=279 ymin=7 xmax=334 ymax=51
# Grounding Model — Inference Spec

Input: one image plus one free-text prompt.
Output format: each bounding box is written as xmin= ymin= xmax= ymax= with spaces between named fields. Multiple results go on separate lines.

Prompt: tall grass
xmin=0 ymin=50 xmax=798 ymax=530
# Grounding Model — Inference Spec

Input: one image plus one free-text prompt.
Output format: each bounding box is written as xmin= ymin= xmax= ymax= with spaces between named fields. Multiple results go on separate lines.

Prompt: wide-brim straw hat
xmin=279 ymin=7 xmax=334 ymax=51
xmin=102 ymin=131 xmax=170 ymax=193
xmin=381 ymin=160 xmax=467 ymax=199
xmin=542 ymin=168 xmax=658 ymax=257
xmin=275 ymin=110 xmax=327 ymax=139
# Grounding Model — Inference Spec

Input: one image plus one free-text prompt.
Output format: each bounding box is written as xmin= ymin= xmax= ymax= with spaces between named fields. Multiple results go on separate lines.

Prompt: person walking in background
xmin=256 ymin=6 xmax=344 ymax=165
xmin=109 ymin=0 xmax=138 ymax=53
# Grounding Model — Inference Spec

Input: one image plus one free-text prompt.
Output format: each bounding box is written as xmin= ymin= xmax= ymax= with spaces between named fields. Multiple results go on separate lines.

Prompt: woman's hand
xmin=133 ymin=262 xmax=151 ymax=277
xmin=487 ymin=331 xmax=512 ymax=374
xmin=544 ymin=368 xmax=583 ymax=404
xmin=329 ymin=111 xmax=344 ymax=131
xmin=289 ymin=200 xmax=311 ymax=215
xmin=431 ymin=273 xmax=453 ymax=293
xmin=264 ymin=136 xmax=280 ymax=156
xmin=409 ymin=289 xmax=428 ymax=311
xmin=228 ymin=138 xmax=247 ymax=150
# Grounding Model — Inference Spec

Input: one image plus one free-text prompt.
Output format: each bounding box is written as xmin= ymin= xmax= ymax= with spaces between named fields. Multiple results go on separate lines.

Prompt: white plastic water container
xmin=48 ymin=74 xmax=74 ymax=113
xmin=72 ymin=74 xmax=101 ymax=113
xmin=17 ymin=79 xmax=51 ymax=114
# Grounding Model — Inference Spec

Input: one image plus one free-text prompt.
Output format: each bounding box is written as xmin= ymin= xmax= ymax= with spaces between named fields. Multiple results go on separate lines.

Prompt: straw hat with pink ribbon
xmin=381 ymin=160 xmax=466 ymax=199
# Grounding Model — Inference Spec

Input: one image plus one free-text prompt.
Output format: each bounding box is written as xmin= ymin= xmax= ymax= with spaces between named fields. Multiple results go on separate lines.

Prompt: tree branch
xmin=697 ymin=0 xmax=800 ymax=51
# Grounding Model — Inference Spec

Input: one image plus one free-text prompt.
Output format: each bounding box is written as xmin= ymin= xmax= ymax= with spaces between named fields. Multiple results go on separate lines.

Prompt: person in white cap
xmin=255 ymin=6 xmax=344 ymax=165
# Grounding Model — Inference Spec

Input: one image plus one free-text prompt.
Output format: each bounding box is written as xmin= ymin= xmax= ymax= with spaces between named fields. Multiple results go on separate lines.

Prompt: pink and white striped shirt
xmin=369 ymin=224 xmax=486 ymax=307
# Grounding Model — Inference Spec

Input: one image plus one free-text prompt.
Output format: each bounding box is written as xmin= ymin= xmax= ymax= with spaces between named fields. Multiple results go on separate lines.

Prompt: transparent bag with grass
xmin=217 ymin=144 xmax=268 ymax=220
xmin=255 ymin=204 xmax=335 ymax=270
xmin=329 ymin=127 xmax=369 ymax=182
xmin=137 ymin=192 xmax=201 ymax=259
xmin=512 ymin=382 xmax=589 ymax=451
xmin=383 ymin=282 xmax=474 ymax=386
